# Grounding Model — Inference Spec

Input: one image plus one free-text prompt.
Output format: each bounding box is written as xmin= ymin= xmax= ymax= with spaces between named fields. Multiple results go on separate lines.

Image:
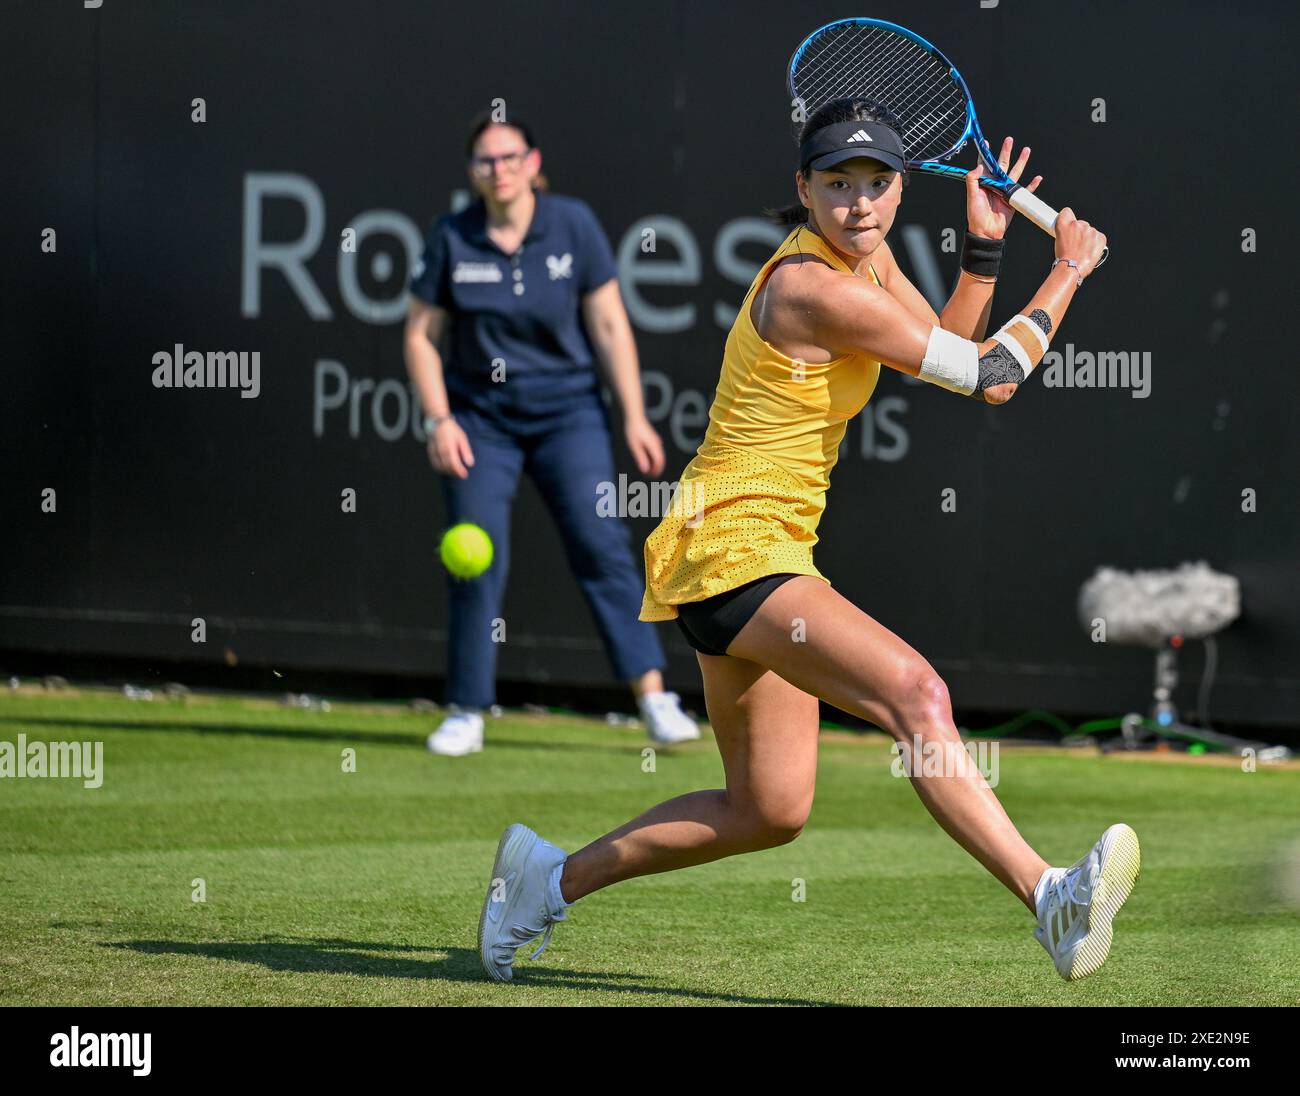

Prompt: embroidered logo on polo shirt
xmin=452 ymin=261 xmax=503 ymax=283
xmin=546 ymin=253 xmax=573 ymax=280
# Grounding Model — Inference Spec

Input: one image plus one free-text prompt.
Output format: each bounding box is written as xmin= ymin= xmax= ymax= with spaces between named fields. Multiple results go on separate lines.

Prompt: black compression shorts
xmin=674 ymin=573 xmax=802 ymax=656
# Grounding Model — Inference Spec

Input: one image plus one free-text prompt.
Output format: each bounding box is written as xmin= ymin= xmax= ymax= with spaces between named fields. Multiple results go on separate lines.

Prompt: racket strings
xmin=796 ymin=27 xmax=951 ymax=118
xmin=803 ymin=48 xmax=964 ymax=159
xmin=792 ymin=26 xmax=969 ymax=162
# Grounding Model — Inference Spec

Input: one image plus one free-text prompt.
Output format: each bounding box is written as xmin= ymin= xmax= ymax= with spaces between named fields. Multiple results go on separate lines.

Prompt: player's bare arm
xmin=774 ymin=210 xmax=1105 ymax=404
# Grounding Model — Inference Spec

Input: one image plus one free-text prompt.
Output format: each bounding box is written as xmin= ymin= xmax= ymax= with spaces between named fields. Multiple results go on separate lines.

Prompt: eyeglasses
xmin=470 ymin=149 xmax=530 ymax=176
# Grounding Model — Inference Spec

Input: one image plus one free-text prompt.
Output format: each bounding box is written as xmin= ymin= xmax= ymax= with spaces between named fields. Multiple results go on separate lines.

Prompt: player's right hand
xmin=428 ymin=418 xmax=475 ymax=479
xmin=1054 ymin=208 xmax=1107 ymax=279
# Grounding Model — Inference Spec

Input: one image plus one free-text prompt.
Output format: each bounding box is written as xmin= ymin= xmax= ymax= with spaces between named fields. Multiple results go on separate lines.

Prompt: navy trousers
xmin=439 ymin=395 xmax=665 ymax=709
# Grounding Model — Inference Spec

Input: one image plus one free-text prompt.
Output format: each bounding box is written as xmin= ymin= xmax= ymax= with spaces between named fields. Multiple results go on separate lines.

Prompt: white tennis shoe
xmin=1034 ymin=822 xmax=1141 ymax=980
xmin=638 ymin=691 xmax=701 ymax=744
xmin=478 ymin=823 xmax=571 ymax=982
xmin=427 ymin=707 xmax=484 ymax=756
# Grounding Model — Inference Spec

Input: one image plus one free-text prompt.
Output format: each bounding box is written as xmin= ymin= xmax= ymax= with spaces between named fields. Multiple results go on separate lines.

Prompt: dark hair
xmin=464 ymin=111 xmax=549 ymax=192
xmin=764 ymin=97 xmax=908 ymax=225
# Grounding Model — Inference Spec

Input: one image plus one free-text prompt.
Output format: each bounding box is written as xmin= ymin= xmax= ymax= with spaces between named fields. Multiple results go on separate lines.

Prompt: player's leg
xmin=725 ymin=576 xmax=1140 ymax=979
xmin=479 ymin=625 xmax=819 ymax=981
xmin=724 ymin=576 xmax=1050 ymax=913
xmin=559 ymin=649 xmax=820 ymax=901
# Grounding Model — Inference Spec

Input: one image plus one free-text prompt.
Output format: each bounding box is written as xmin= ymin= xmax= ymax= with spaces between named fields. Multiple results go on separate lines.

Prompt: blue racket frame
xmin=788 ymin=17 xmax=1009 ymax=192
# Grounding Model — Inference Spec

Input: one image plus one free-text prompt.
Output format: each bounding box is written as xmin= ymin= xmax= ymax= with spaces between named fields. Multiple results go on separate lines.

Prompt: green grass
xmin=1 ymin=688 xmax=1297 ymax=1005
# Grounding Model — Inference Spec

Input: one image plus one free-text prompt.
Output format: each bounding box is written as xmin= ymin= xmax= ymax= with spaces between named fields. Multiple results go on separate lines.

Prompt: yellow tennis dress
xmin=639 ymin=223 xmax=884 ymax=622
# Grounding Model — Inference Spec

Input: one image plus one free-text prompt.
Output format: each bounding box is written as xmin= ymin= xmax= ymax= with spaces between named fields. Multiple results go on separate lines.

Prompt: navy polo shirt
xmin=408 ymin=189 xmax=619 ymax=417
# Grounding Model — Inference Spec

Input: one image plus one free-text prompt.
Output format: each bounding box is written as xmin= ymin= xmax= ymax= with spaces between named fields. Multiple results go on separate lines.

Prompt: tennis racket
xmin=787 ymin=17 xmax=1107 ymax=265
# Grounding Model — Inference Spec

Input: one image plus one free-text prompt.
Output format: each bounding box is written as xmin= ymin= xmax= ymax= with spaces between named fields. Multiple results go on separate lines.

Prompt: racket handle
xmin=1007 ymin=185 xmax=1109 ymax=268
xmin=1007 ymin=185 xmax=1059 ymax=235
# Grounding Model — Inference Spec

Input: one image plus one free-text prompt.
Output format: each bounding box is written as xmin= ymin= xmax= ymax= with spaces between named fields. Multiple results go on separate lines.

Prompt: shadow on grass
xmin=2 ymin=714 xmax=662 ymax=756
xmin=107 ymin=937 xmax=832 ymax=1005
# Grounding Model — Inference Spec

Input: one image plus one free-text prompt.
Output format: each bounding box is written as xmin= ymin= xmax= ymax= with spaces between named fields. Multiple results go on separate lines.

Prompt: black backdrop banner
xmin=3 ymin=1 xmax=1296 ymax=727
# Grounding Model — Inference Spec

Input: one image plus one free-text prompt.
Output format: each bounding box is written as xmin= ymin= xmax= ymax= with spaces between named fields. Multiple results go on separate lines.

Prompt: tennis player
xmin=478 ymin=98 xmax=1138 ymax=983
xmin=405 ymin=113 xmax=700 ymax=753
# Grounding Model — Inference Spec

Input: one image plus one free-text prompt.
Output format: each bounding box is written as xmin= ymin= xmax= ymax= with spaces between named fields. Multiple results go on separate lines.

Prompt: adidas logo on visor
xmin=845 ymin=129 xmax=874 ymax=143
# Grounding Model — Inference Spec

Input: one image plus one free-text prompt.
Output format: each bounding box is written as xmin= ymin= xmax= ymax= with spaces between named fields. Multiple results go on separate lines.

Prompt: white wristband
xmin=917 ymin=326 xmax=978 ymax=396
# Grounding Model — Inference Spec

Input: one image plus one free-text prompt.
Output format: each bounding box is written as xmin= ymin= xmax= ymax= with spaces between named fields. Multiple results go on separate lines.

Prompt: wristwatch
xmin=422 ymin=413 xmax=453 ymax=436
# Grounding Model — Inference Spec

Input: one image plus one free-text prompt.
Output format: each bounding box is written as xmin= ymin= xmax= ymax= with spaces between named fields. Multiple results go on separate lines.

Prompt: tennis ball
xmin=439 ymin=523 xmax=494 ymax=579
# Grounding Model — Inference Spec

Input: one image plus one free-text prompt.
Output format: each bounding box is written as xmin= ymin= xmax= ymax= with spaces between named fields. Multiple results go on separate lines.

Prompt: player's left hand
xmin=965 ymin=136 xmax=1042 ymax=239
xmin=625 ymin=415 xmax=666 ymax=477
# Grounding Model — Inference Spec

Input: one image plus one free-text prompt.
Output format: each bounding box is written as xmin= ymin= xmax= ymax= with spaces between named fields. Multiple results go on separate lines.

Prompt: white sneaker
xmin=478 ymin=823 xmax=571 ymax=982
xmin=638 ymin=691 xmax=701 ymax=744
xmin=1034 ymin=822 xmax=1141 ymax=980
xmin=427 ymin=707 xmax=484 ymax=756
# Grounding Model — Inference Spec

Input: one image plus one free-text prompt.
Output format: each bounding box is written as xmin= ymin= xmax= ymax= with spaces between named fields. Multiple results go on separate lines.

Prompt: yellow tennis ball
xmin=439 ymin=523 xmax=494 ymax=579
